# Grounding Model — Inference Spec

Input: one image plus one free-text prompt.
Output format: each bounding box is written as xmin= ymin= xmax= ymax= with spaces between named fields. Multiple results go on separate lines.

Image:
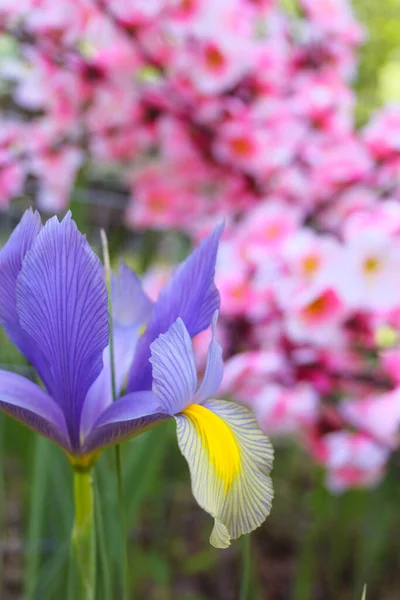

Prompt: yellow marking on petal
xmin=176 ymin=400 xmax=274 ymax=548
xmin=182 ymin=404 xmax=241 ymax=491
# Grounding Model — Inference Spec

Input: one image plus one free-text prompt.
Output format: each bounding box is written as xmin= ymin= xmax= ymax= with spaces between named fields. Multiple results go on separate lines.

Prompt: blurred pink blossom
xmin=2 ymin=0 xmax=400 ymax=490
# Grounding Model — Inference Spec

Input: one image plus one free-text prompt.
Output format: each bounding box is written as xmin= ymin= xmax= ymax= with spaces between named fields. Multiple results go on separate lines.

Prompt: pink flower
xmin=304 ymin=134 xmax=373 ymax=202
xmin=31 ymin=146 xmax=83 ymax=212
xmin=374 ymin=157 xmax=400 ymax=200
xmin=320 ymin=185 xmax=379 ymax=231
xmin=216 ymin=241 xmax=256 ymax=317
xmin=126 ymin=164 xmax=201 ymax=230
xmin=13 ymin=0 xmax=95 ymax=41
xmin=268 ymin=166 xmax=311 ymax=207
xmin=171 ymin=36 xmax=252 ymax=95
xmin=284 ymin=286 xmax=346 ymax=345
xmin=320 ymin=431 xmax=389 ymax=492
xmin=239 ymin=200 xmax=301 ymax=263
xmin=106 ymin=0 xmax=163 ymax=26
xmin=282 ymin=229 xmax=340 ymax=286
xmin=250 ymin=38 xmax=290 ymax=96
xmin=343 ymin=200 xmax=400 ymax=239
xmin=167 ymin=0 xmax=202 ymax=24
xmin=221 ymin=350 xmax=287 ymax=403
xmin=381 ymin=348 xmax=400 ymax=385
xmin=332 ymin=230 xmax=400 ymax=311
xmin=3 ymin=0 xmax=400 ymax=490
xmin=363 ymin=106 xmax=400 ymax=160
xmin=213 ymin=117 xmax=267 ymax=175
xmin=340 ymin=389 xmax=400 ymax=448
xmin=292 ymin=71 xmax=354 ymax=133
xmin=254 ymin=383 xmax=319 ymax=435
xmin=0 ymin=152 xmax=23 ymax=206
xmin=300 ymin=0 xmax=364 ymax=42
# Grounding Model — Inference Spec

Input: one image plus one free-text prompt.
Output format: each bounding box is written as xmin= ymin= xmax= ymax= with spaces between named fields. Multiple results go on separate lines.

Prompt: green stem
xmin=100 ymin=229 xmax=129 ymax=600
xmin=72 ymin=469 xmax=96 ymax=600
xmin=116 ymin=446 xmax=129 ymax=600
xmin=240 ymin=534 xmax=252 ymax=600
xmin=100 ymin=230 xmax=117 ymax=404
xmin=361 ymin=584 xmax=367 ymax=600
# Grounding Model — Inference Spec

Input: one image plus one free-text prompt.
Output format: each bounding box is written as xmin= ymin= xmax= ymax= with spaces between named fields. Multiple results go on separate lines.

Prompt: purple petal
xmin=195 ymin=311 xmax=224 ymax=404
xmin=127 ymin=223 xmax=223 ymax=393
xmin=82 ymin=391 xmax=167 ymax=453
xmin=150 ymin=318 xmax=197 ymax=414
xmin=80 ymin=263 xmax=152 ymax=438
xmin=0 ymin=369 xmax=70 ymax=450
xmin=0 ymin=209 xmax=47 ymax=368
xmin=16 ymin=213 xmax=109 ymax=450
xmin=80 ymin=327 xmax=139 ymax=438
xmin=112 ymin=262 xmax=153 ymax=328
xmin=150 ymin=319 xmax=197 ymax=415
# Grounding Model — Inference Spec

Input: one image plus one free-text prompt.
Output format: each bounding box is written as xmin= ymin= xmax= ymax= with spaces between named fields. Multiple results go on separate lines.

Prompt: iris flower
xmin=0 ymin=209 xmax=273 ymax=546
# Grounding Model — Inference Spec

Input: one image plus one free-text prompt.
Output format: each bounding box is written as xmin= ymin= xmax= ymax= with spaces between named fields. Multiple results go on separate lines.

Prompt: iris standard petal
xmin=175 ymin=399 xmax=274 ymax=548
xmin=150 ymin=318 xmax=197 ymax=414
xmin=127 ymin=223 xmax=223 ymax=393
xmin=80 ymin=263 xmax=152 ymax=438
xmin=112 ymin=262 xmax=153 ymax=328
xmin=0 ymin=369 xmax=70 ymax=450
xmin=16 ymin=213 xmax=109 ymax=449
xmin=82 ymin=391 xmax=167 ymax=453
xmin=194 ymin=311 xmax=223 ymax=404
xmin=0 ymin=209 xmax=44 ymax=362
xmin=110 ymin=262 xmax=153 ymax=394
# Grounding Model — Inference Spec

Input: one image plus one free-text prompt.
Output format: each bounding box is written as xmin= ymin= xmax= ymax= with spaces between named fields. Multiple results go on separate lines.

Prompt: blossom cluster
xmin=1 ymin=0 xmax=400 ymax=490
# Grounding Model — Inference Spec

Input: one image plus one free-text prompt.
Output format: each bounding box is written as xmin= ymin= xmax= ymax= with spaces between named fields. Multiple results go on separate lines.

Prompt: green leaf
xmin=24 ymin=436 xmax=52 ymax=600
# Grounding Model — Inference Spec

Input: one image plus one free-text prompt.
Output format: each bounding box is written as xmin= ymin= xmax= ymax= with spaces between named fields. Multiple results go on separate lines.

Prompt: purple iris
xmin=0 ymin=209 xmax=222 ymax=464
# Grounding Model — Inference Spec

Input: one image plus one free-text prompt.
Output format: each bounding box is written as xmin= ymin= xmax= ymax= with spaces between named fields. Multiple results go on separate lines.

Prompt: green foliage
xmin=353 ymin=0 xmax=400 ymax=123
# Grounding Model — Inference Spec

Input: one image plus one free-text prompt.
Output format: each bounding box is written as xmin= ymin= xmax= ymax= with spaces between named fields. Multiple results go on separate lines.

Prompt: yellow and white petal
xmin=175 ymin=399 xmax=274 ymax=548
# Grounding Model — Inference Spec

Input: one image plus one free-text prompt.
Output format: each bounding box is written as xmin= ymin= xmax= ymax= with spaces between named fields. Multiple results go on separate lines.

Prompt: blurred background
xmin=1 ymin=0 xmax=400 ymax=598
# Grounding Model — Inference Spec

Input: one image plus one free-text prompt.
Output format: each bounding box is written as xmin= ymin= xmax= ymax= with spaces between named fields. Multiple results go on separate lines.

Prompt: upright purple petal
xmin=16 ymin=213 xmax=109 ymax=450
xmin=150 ymin=318 xmax=197 ymax=414
xmin=80 ymin=263 xmax=152 ymax=438
xmin=111 ymin=262 xmax=153 ymax=393
xmin=112 ymin=262 xmax=153 ymax=328
xmin=194 ymin=311 xmax=224 ymax=404
xmin=127 ymin=223 xmax=223 ymax=392
xmin=0 ymin=370 xmax=70 ymax=450
xmin=82 ymin=391 xmax=166 ymax=453
xmin=0 ymin=209 xmax=46 ymax=364
xmin=79 ymin=347 xmax=113 ymax=441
